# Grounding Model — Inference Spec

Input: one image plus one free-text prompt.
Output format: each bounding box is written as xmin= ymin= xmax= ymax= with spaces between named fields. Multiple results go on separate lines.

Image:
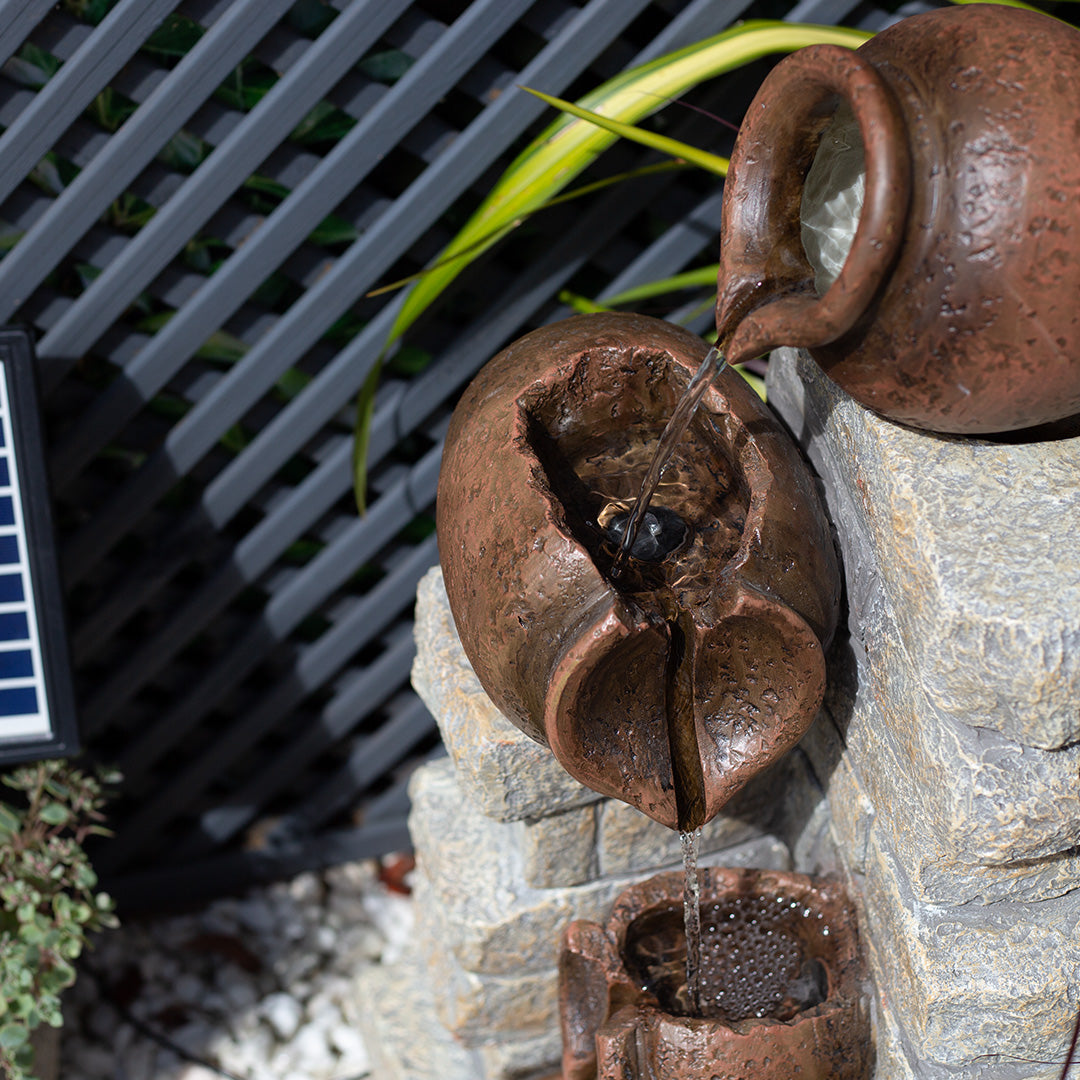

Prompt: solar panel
xmin=0 ymin=328 xmax=77 ymax=765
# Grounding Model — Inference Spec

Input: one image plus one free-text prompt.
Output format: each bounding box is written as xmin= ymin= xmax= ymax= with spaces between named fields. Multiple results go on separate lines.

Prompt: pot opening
xmin=522 ymin=349 xmax=749 ymax=597
xmin=800 ymin=99 xmax=866 ymax=296
xmin=623 ymin=891 xmax=833 ymax=1022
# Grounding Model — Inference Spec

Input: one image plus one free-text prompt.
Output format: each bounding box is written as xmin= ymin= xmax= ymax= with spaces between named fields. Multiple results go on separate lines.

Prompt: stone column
xmin=359 ymin=568 xmax=809 ymax=1080
xmin=767 ymin=348 xmax=1080 ymax=1080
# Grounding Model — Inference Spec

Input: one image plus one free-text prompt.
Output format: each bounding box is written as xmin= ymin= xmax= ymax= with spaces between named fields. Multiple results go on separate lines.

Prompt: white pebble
xmin=173 ymin=1066 xmax=222 ymax=1080
xmin=260 ymin=991 xmax=303 ymax=1040
xmin=313 ymin=924 xmax=337 ymax=953
xmin=292 ymin=1022 xmax=335 ymax=1069
xmin=330 ymin=1023 xmax=369 ymax=1066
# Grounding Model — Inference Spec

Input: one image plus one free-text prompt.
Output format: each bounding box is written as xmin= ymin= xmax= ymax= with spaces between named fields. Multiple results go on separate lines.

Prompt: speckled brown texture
xmin=559 ymin=868 xmax=870 ymax=1080
xmin=436 ymin=313 xmax=839 ymax=831
xmin=717 ymin=4 xmax=1080 ymax=434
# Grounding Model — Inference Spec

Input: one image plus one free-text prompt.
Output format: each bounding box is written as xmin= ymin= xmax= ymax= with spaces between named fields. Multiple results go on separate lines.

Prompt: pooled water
xmin=624 ymin=891 xmax=831 ymax=1022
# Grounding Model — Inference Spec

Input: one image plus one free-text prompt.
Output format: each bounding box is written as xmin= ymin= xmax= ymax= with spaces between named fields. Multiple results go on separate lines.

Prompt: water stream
xmin=609 ymin=345 xmax=728 ymax=579
xmin=681 ymin=826 xmax=704 ymax=1016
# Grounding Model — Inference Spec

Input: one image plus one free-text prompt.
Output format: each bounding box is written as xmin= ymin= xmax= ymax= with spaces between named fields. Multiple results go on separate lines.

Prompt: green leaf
xmin=287 ymin=0 xmax=338 ymax=37
xmin=0 ymin=1024 xmax=28 ymax=1049
xmin=602 ymin=263 xmax=719 ymax=307
xmin=6 ymin=43 xmax=61 ymax=89
xmin=357 ymin=49 xmax=414 ymax=84
xmin=352 ymin=361 xmax=382 ymax=513
xmin=735 ymin=365 xmax=767 ymax=401
xmin=521 ymin=87 xmax=729 ymax=175
xmin=196 ymin=330 xmax=249 ymax=364
xmin=37 ymin=802 xmax=70 ymax=827
xmin=307 ymin=213 xmax=359 ymax=247
xmin=386 ymin=20 xmax=871 ymax=350
xmin=158 ymin=129 xmax=209 ymax=173
xmin=143 ymin=13 xmax=205 ymax=58
xmin=291 ymin=100 xmax=356 ymax=145
xmin=385 ymin=345 xmax=433 ymax=377
xmin=558 ymin=290 xmax=612 ymax=315
xmin=0 ymin=804 xmax=21 ymax=836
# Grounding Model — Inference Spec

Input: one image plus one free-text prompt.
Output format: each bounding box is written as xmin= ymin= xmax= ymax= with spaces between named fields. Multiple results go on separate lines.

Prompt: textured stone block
xmin=516 ymin=804 xmax=597 ymax=888
xmin=476 ymin=1030 xmax=562 ymax=1080
xmin=412 ymin=567 xmax=601 ymax=821
xmin=802 ymin=606 xmax=1080 ymax=905
xmin=420 ymin=914 xmax=560 ymax=1046
xmin=409 ymin=758 xmax=645 ymax=977
xmin=858 ymin=829 xmax=1079 ymax=1078
xmin=768 ymin=347 xmax=1080 ymax=751
xmin=356 ymin=947 xmax=477 ymax=1080
xmin=357 ymin=945 xmax=560 ymax=1079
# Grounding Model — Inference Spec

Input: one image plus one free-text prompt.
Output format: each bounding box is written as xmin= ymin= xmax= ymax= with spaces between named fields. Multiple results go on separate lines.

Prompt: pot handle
xmin=716 ymin=44 xmax=911 ymax=364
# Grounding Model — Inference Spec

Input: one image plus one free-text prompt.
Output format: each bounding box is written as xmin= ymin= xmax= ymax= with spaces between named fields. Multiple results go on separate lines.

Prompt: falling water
xmin=610 ymin=346 xmax=728 ymax=579
xmin=681 ymin=826 xmax=704 ymax=1016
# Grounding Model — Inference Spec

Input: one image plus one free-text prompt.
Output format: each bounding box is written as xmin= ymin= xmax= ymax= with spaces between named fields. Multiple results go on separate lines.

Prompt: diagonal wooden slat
xmin=35 ymin=0 xmax=413 ymax=376
xmin=47 ymin=0 xmax=536 ymax=490
xmin=0 ymin=0 xmax=295 ymax=322
xmin=0 ymin=0 xmax=56 ymax=69
xmin=0 ymin=0 xmax=182 ymax=207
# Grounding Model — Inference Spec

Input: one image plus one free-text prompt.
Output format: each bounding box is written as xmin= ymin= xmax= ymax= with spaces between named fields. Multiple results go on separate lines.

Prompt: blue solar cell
xmin=0 ymin=497 xmax=14 ymax=527
xmin=0 ymin=686 xmax=37 ymax=716
xmin=0 ymin=574 xmax=23 ymax=602
xmin=0 ymin=611 xmax=29 ymax=640
xmin=0 ymin=457 xmax=9 ymax=487
xmin=0 ymin=650 xmax=33 ymax=678
xmin=0 ymin=535 xmax=17 ymax=564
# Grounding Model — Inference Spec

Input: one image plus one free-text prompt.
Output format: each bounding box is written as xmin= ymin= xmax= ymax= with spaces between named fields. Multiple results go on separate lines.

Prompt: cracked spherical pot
xmin=559 ymin=867 xmax=869 ymax=1080
xmin=716 ymin=4 xmax=1080 ymax=434
xmin=436 ymin=313 xmax=839 ymax=831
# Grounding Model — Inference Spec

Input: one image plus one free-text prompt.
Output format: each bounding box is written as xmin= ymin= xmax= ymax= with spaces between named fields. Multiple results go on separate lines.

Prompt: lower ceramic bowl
xmin=559 ymin=867 xmax=870 ymax=1080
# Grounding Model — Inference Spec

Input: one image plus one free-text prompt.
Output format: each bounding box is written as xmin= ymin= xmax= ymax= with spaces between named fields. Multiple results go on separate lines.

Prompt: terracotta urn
xmin=559 ymin=867 xmax=870 ymax=1080
xmin=716 ymin=4 xmax=1080 ymax=434
xmin=437 ymin=313 xmax=839 ymax=830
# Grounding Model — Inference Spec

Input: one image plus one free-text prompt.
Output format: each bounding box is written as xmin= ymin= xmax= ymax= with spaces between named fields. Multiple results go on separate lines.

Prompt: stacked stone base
xmin=359 ymin=569 xmax=821 ymax=1079
xmin=768 ymin=349 xmax=1080 ymax=1080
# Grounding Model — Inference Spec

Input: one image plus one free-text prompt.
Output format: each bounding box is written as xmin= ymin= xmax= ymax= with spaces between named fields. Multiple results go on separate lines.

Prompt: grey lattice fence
xmin=0 ymin=0 xmax=954 ymax=910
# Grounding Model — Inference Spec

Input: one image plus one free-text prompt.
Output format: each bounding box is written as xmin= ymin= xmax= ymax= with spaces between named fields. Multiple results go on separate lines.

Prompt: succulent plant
xmin=0 ymin=761 xmax=118 ymax=1080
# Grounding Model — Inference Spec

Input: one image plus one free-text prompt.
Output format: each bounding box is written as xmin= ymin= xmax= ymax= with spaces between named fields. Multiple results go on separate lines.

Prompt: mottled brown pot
xmin=560 ymin=868 xmax=870 ymax=1080
xmin=437 ymin=313 xmax=839 ymax=830
xmin=717 ymin=4 xmax=1080 ymax=433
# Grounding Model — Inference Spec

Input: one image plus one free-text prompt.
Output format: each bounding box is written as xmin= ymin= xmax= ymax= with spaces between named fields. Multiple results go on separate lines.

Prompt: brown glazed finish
xmin=717 ymin=4 xmax=1080 ymax=433
xmin=559 ymin=868 xmax=869 ymax=1080
xmin=437 ymin=313 xmax=839 ymax=831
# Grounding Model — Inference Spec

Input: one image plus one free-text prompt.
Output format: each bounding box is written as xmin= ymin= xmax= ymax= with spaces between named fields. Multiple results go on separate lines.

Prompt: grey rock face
xmin=768 ymin=348 xmax=1080 ymax=1080
xmin=769 ymin=348 xmax=1080 ymax=751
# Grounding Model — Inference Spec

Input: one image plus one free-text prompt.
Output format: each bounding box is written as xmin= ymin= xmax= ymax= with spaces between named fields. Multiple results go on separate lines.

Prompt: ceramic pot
xmin=559 ymin=867 xmax=870 ymax=1080
xmin=437 ymin=313 xmax=839 ymax=830
xmin=716 ymin=4 xmax=1080 ymax=434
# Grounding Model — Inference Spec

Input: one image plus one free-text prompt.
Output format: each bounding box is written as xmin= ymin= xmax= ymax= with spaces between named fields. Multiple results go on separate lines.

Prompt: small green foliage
xmin=0 ymin=762 xmax=119 ymax=1080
